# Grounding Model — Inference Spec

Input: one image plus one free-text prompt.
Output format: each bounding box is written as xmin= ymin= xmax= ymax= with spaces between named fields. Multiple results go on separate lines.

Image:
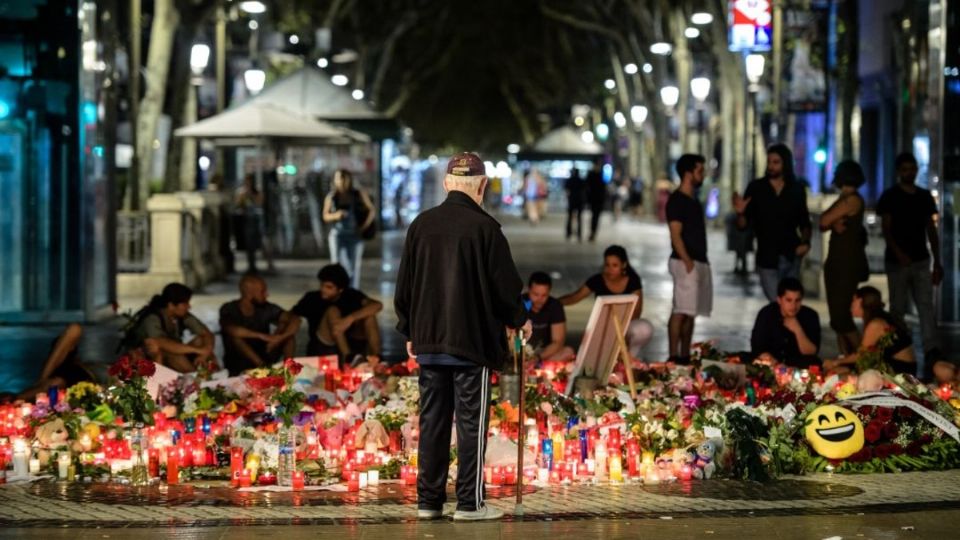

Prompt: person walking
xmin=235 ymin=173 xmax=275 ymax=274
xmin=564 ymin=168 xmax=585 ymax=241
xmin=586 ymin=158 xmax=606 ymax=241
xmin=819 ymin=160 xmax=869 ymax=355
xmin=877 ymin=152 xmax=944 ymax=374
xmin=666 ymin=154 xmax=713 ymax=364
xmin=323 ymin=169 xmax=376 ymax=289
xmin=733 ymin=144 xmax=812 ymax=301
xmin=395 ymin=152 xmax=530 ymax=522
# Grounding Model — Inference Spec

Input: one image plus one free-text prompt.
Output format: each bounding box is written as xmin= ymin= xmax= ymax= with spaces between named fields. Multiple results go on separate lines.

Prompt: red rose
xmin=883 ymin=423 xmax=899 ymax=440
xmin=284 ymin=358 xmax=303 ymax=376
xmin=864 ymin=422 xmax=883 ymax=443
xmin=874 ymin=444 xmax=892 ymax=460
xmin=138 ymin=359 xmax=156 ymax=377
xmin=898 ymin=407 xmax=915 ymax=420
xmin=919 ymin=434 xmax=933 ymax=444
xmin=875 ymin=407 xmax=893 ymax=422
xmin=848 ymin=447 xmax=872 ymax=462
xmin=906 ymin=441 xmax=923 ymax=456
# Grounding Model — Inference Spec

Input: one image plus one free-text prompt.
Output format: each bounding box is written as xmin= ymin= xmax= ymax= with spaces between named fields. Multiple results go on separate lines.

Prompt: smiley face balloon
xmin=804 ymin=404 xmax=865 ymax=459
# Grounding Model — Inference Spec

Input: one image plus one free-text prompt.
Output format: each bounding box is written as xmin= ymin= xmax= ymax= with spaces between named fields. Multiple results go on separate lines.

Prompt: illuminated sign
xmin=728 ymin=0 xmax=773 ymax=52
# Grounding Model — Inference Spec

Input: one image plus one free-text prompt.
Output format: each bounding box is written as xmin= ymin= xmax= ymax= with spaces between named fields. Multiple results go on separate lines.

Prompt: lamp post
xmin=660 ymin=86 xmax=679 ymax=110
xmin=690 ymin=77 xmax=711 ymax=156
xmin=244 ymin=69 xmax=266 ymax=95
xmin=188 ymin=44 xmax=211 ymax=190
xmin=745 ymin=54 xmax=765 ymax=180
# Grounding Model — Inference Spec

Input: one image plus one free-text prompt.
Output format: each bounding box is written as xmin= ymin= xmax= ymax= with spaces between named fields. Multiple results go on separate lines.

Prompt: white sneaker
xmin=453 ymin=505 xmax=504 ymax=521
xmin=417 ymin=509 xmax=443 ymax=520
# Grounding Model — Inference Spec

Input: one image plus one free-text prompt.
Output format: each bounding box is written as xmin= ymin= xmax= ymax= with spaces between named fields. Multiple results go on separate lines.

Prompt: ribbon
xmin=841 ymin=392 xmax=960 ymax=442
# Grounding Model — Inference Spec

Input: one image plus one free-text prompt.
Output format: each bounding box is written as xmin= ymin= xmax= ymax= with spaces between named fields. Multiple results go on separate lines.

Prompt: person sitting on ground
xmin=822 ymin=286 xmax=917 ymax=376
xmin=125 ymin=283 xmax=217 ymax=373
xmin=17 ymin=323 xmax=97 ymax=400
xmin=559 ymin=245 xmax=654 ymax=361
xmin=521 ymin=272 xmax=575 ymax=363
xmin=219 ymin=274 xmax=301 ymax=376
xmin=292 ymin=264 xmax=383 ymax=367
xmin=750 ymin=278 xmax=821 ymax=368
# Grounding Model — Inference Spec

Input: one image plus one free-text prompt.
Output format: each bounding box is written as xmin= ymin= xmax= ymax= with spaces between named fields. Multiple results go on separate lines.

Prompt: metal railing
xmin=116 ymin=211 xmax=150 ymax=272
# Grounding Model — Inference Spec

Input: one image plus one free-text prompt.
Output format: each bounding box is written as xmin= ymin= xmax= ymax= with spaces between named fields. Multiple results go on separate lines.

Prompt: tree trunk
xmin=164 ymin=27 xmax=196 ymax=193
xmin=836 ymin=0 xmax=859 ymax=159
xmin=670 ymin=8 xmax=692 ymax=152
xmin=136 ymin=0 xmax=178 ymax=206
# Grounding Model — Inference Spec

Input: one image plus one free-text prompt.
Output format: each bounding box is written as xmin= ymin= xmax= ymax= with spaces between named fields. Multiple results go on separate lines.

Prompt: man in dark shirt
xmin=734 ymin=144 xmax=812 ymax=301
xmin=219 ymin=274 xmax=300 ymax=375
xmin=522 ymin=272 xmax=574 ymax=363
xmin=586 ymin=158 xmax=607 ymax=242
xmin=565 ymin=169 xmax=585 ymax=241
xmin=751 ymin=278 xmax=821 ymax=368
xmin=291 ymin=264 xmax=382 ymax=366
xmin=877 ymin=152 xmax=944 ymax=373
xmin=667 ymin=154 xmax=712 ymax=363
xmin=395 ymin=152 xmax=530 ymax=521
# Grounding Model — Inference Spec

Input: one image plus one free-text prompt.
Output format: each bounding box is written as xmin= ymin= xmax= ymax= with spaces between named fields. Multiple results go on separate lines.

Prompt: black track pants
xmin=417 ymin=364 xmax=491 ymax=512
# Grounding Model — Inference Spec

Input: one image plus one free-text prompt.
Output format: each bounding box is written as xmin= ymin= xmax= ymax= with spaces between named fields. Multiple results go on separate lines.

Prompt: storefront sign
xmin=728 ymin=0 xmax=773 ymax=52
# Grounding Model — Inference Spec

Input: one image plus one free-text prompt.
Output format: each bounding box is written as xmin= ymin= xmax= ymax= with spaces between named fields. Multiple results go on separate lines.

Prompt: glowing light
xmin=691 ymin=12 xmax=714 ymax=25
xmin=351 ymin=89 xmax=364 ymax=100
xmin=595 ymin=123 xmax=610 ymax=141
xmin=624 ymin=63 xmax=638 ymax=75
xmin=642 ymin=63 xmax=653 ymax=73
xmin=581 ymin=131 xmax=595 ymax=144
xmin=240 ymin=1 xmax=267 ymax=14
xmin=604 ymin=79 xmax=616 ymax=90
xmin=316 ymin=58 xmax=329 ymax=68
xmin=684 ymin=27 xmax=700 ymax=39
xmin=650 ymin=42 xmax=672 ymax=55
xmin=331 ymin=74 xmax=349 ymax=86
xmin=630 ymin=105 xmax=648 ymax=125
xmin=613 ymin=112 xmax=627 ymax=128
xmin=507 ymin=143 xmax=520 ymax=154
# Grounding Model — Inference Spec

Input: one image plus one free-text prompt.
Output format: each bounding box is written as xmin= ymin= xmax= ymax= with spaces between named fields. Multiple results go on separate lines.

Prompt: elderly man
xmin=219 ymin=274 xmax=300 ymax=375
xmin=395 ymin=151 xmax=530 ymax=522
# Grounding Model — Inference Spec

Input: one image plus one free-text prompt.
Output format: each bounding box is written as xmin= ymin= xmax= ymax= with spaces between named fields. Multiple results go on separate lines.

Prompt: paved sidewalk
xmin=1 ymin=470 xmax=958 ymax=527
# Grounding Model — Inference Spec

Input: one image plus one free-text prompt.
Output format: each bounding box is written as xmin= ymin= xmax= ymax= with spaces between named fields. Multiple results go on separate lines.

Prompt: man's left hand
xmin=795 ymin=243 xmax=810 ymax=258
xmin=933 ymin=263 xmax=945 ymax=286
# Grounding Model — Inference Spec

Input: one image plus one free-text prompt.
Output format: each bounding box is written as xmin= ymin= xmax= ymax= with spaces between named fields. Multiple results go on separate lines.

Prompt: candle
xmin=166 ymin=452 xmax=179 ymax=485
xmin=67 ymin=464 xmax=76 ymax=482
xmin=578 ymin=430 xmax=588 ymax=462
xmin=358 ymin=471 xmax=368 ymax=489
xmin=230 ymin=447 xmax=244 ymax=486
xmin=537 ymin=467 xmax=549 ymax=483
xmin=258 ymin=472 xmax=276 ymax=485
xmin=609 ymin=455 xmax=623 ymax=483
xmin=148 ymin=448 xmax=160 ymax=478
xmin=347 ymin=471 xmax=360 ymax=492
xmin=292 ymin=470 xmax=305 ymax=490
xmin=626 ymin=440 xmax=640 ymax=477
xmin=504 ymin=465 xmax=517 ymax=485
xmin=28 ymin=458 xmax=40 ymax=475
xmin=58 ymin=454 xmax=70 ymax=479
xmin=239 ymin=469 xmax=251 ymax=487
xmin=491 ymin=466 xmax=504 ymax=486
xmin=367 ymin=469 xmax=380 ymax=486
xmin=939 ymin=384 xmax=953 ymax=401
xmin=12 ymin=439 xmax=28 ymax=477
xmin=679 ymin=464 xmax=693 ymax=481
xmin=646 ymin=468 xmax=660 ymax=485
xmin=542 ymin=439 xmax=554 ymax=470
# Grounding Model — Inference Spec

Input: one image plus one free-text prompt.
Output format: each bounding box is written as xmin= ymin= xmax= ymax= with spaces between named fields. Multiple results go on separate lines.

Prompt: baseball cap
xmin=446 ymin=152 xmax=485 ymax=176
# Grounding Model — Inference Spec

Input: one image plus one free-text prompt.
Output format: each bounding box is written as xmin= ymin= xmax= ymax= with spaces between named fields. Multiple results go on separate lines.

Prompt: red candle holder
xmin=166 ymin=453 xmax=179 ymax=485
xmin=239 ymin=469 xmax=252 ymax=488
xmin=347 ymin=471 xmax=360 ymax=492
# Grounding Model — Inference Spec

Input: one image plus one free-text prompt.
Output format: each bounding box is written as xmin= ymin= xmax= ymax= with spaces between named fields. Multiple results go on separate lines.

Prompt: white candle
xmin=28 ymin=458 xmax=40 ymax=474
xmin=58 ymin=455 xmax=70 ymax=479
xmin=537 ymin=468 xmax=549 ymax=483
xmin=367 ymin=469 xmax=380 ymax=486
xmin=358 ymin=471 xmax=368 ymax=489
xmin=12 ymin=443 xmax=28 ymax=477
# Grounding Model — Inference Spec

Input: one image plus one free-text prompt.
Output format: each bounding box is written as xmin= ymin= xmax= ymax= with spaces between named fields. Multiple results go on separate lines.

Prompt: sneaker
xmin=453 ymin=505 xmax=504 ymax=521
xmin=417 ymin=508 xmax=443 ymax=520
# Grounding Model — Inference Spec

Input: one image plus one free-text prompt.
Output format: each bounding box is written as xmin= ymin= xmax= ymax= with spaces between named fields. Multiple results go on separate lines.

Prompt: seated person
xmin=219 ymin=274 xmax=301 ymax=376
xmin=822 ymin=286 xmax=916 ymax=376
xmin=751 ymin=278 xmax=821 ymax=368
xmin=126 ymin=283 xmax=216 ymax=373
xmin=17 ymin=323 xmax=96 ymax=400
xmin=559 ymin=245 xmax=654 ymax=361
xmin=292 ymin=264 xmax=383 ymax=367
xmin=522 ymin=272 xmax=575 ymax=363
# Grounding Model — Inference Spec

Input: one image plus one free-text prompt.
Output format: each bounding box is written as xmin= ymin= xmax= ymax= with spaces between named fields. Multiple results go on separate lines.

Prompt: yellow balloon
xmin=804 ymin=404 xmax=864 ymax=460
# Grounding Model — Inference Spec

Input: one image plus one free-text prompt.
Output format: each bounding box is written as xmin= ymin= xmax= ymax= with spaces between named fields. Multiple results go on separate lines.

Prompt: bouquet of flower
xmin=107 ymin=355 xmax=157 ymax=426
xmin=66 ymin=382 xmax=105 ymax=413
xmin=258 ymin=359 xmax=306 ymax=427
xmin=159 ymin=377 xmax=200 ymax=410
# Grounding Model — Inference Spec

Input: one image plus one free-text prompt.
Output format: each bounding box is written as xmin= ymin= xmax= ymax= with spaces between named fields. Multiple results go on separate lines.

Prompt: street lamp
xmin=660 ymin=86 xmax=679 ymax=109
xmin=351 ymin=89 xmax=364 ymax=100
xmin=331 ymin=74 xmax=349 ymax=86
xmin=691 ymin=12 xmax=714 ymax=25
xmin=240 ymin=1 xmax=267 ymax=14
xmin=630 ymin=105 xmax=648 ymax=126
xmin=691 ymin=77 xmax=711 ymax=156
xmin=614 ymin=111 xmax=627 ymax=128
xmin=650 ymin=42 xmax=672 ymax=55
xmin=190 ymin=44 xmax=210 ymax=77
xmin=684 ymin=27 xmax=701 ymax=39
xmin=745 ymin=54 xmax=766 ymax=179
xmin=624 ymin=63 xmax=638 ymax=75
xmin=244 ymin=68 xmax=265 ymax=94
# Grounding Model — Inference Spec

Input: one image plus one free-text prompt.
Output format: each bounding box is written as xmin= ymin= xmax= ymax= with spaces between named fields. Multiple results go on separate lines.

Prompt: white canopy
xmin=174 ymin=102 xmax=369 ymax=143
xmin=250 ymin=67 xmax=390 ymax=121
xmin=528 ymin=126 xmax=603 ymax=157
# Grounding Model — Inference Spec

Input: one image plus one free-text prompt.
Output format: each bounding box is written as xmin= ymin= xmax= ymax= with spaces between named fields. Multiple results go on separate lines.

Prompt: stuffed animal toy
xmin=690 ymin=438 xmax=723 ymax=480
xmin=857 ymin=369 xmax=885 ymax=393
xmin=33 ymin=418 xmax=71 ymax=466
xmin=354 ymin=419 xmax=389 ymax=451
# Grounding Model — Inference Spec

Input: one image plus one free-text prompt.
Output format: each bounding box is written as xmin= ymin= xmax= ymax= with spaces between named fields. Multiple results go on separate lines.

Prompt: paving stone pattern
xmin=1 ymin=470 xmax=958 ymax=527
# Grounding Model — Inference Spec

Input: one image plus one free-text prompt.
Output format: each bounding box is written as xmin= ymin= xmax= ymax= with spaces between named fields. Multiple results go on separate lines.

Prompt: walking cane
xmin=514 ymin=332 xmax=526 ymax=517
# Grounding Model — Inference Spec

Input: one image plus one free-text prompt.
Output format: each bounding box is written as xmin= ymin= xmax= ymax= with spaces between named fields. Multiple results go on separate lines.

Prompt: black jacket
xmin=395 ymin=191 xmax=526 ymax=370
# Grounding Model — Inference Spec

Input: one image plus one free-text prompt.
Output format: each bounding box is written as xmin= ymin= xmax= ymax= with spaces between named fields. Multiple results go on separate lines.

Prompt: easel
xmin=610 ymin=313 xmax=638 ymax=400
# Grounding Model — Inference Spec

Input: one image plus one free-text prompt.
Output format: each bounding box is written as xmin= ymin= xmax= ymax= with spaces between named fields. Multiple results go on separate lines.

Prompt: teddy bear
xmin=689 ymin=438 xmax=724 ymax=480
xmin=33 ymin=418 xmax=71 ymax=466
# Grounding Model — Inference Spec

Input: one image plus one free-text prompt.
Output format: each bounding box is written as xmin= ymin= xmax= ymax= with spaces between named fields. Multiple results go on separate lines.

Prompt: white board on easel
xmin=564 ymin=294 xmax=639 ymax=396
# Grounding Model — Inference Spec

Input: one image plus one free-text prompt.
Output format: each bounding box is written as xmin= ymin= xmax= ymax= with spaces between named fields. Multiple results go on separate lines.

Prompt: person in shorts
xmin=666 ymin=154 xmax=712 ymax=364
